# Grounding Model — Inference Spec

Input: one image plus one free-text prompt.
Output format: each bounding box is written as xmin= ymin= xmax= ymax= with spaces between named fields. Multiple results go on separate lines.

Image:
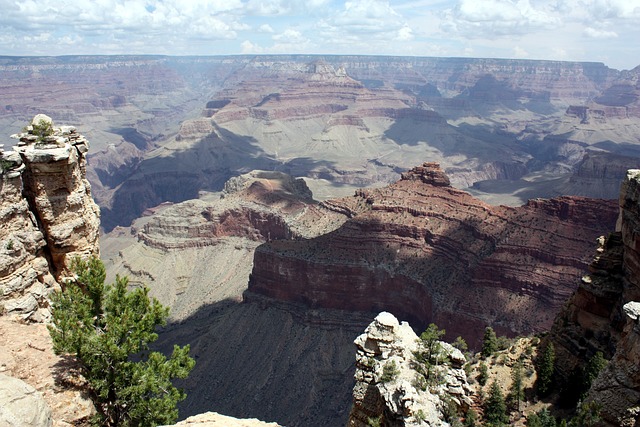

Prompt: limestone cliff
xmin=550 ymin=169 xmax=640 ymax=425
xmin=0 ymin=115 xmax=100 ymax=321
xmin=348 ymin=312 xmax=471 ymax=427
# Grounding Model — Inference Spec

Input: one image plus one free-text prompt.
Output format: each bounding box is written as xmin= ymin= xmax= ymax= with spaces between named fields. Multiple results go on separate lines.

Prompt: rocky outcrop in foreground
xmin=0 ymin=374 xmax=52 ymax=427
xmin=348 ymin=312 xmax=471 ymax=427
xmin=248 ymin=163 xmax=618 ymax=345
xmin=0 ymin=115 xmax=100 ymax=321
xmin=160 ymin=412 xmax=282 ymax=427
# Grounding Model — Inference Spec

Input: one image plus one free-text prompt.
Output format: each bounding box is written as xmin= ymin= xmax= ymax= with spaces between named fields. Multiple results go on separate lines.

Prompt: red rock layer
xmin=247 ymin=163 xmax=618 ymax=346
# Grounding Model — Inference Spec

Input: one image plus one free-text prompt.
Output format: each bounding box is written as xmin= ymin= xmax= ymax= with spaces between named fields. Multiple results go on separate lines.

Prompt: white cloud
xmin=241 ymin=39 xmax=264 ymax=53
xmin=272 ymin=28 xmax=307 ymax=43
xmin=244 ymin=0 xmax=331 ymax=16
xmin=314 ymin=0 xmax=414 ymax=52
xmin=442 ymin=0 xmax=560 ymax=38
xmin=583 ymin=27 xmax=618 ymax=38
xmin=513 ymin=46 xmax=529 ymax=58
xmin=259 ymin=24 xmax=275 ymax=33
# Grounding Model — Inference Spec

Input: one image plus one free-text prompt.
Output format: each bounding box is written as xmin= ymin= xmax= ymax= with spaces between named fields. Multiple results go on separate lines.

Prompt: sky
xmin=0 ymin=0 xmax=639 ymax=70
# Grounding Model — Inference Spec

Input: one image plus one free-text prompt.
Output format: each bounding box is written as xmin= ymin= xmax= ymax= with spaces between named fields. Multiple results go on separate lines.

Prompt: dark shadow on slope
xmin=152 ymin=296 xmax=372 ymax=427
xmin=149 ymin=179 xmax=616 ymax=427
xmin=100 ymin=127 xmax=341 ymax=231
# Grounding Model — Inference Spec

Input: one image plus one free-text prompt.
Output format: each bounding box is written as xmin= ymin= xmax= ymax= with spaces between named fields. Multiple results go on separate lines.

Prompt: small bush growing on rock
xmin=30 ymin=119 xmax=54 ymax=142
xmin=367 ymin=415 xmax=382 ymax=427
xmin=496 ymin=335 xmax=511 ymax=351
xmin=5 ymin=240 xmax=13 ymax=251
xmin=464 ymin=408 xmax=478 ymax=427
xmin=380 ymin=360 xmax=400 ymax=383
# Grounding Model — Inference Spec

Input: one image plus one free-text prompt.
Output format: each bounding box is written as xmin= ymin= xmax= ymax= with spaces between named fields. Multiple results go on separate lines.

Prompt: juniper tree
xmin=482 ymin=326 xmax=498 ymax=357
xmin=48 ymin=257 xmax=195 ymax=427
xmin=484 ymin=380 xmax=509 ymax=427
xmin=508 ymin=360 xmax=525 ymax=412
xmin=414 ymin=323 xmax=446 ymax=385
xmin=536 ymin=342 xmax=555 ymax=397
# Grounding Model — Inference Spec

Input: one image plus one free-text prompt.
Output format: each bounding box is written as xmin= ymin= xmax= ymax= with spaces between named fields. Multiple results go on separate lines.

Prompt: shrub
xmin=482 ymin=327 xmax=498 ymax=357
xmin=48 ymin=257 xmax=195 ymax=426
xmin=380 ymin=360 xmax=400 ymax=383
xmin=477 ymin=361 xmax=489 ymax=386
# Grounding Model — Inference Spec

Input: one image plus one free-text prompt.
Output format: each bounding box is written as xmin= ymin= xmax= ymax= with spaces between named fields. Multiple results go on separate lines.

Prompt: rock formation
xmin=348 ymin=312 xmax=471 ymax=427
xmin=2 ymin=55 xmax=633 ymax=229
xmin=0 ymin=374 xmax=52 ymax=427
xmin=248 ymin=163 xmax=619 ymax=346
xmin=0 ymin=316 xmax=94 ymax=426
xmin=550 ymin=169 xmax=640 ymax=425
xmin=0 ymin=115 xmax=100 ymax=321
xmin=160 ymin=412 xmax=283 ymax=427
xmin=586 ymin=301 xmax=640 ymax=426
xmin=103 ymin=170 xmax=347 ymax=321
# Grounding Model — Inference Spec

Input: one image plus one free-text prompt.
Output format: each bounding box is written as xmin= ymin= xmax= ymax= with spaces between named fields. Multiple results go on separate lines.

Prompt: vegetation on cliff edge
xmin=48 ymin=256 xmax=195 ymax=427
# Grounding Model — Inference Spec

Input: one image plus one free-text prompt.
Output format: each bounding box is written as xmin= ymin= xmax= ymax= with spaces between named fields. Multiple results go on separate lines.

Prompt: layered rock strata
xmin=248 ymin=163 xmax=619 ymax=345
xmin=550 ymin=169 xmax=640 ymax=425
xmin=348 ymin=312 xmax=471 ymax=427
xmin=104 ymin=170 xmax=347 ymax=321
xmin=0 ymin=115 xmax=100 ymax=320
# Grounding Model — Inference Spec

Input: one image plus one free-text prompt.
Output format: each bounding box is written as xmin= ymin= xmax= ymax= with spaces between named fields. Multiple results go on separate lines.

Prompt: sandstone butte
xmin=247 ymin=162 xmax=619 ymax=346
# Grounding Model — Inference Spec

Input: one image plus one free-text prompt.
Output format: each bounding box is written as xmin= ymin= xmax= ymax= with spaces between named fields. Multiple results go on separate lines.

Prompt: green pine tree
xmin=536 ymin=342 xmax=555 ymax=396
xmin=477 ymin=361 xmax=489 ymax=386
xmin=414 ymin=323 xmax=446 ymax=384
xmin=484 ymin=380 xmax=509 ymax=427
xmin=464 ymin=408 xmax=478 ymax=427
xmin=48 ymin=257 xmax=195 ymax=427
xmin=583 ymin=351 xmax=607 ymax=392
xmin=508 ymin=360 xmax=525 ymax=412
xmin=482 ymin=326 xmax=498 ymax=357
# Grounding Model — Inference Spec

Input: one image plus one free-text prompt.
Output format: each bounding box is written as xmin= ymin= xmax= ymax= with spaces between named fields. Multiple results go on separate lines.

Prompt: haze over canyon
xmin=1 ymin=54 xmax=640 ymax=426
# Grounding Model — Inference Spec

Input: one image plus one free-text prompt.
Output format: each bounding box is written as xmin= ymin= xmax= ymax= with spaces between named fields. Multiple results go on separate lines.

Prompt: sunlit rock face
xmin=0 ymin=115 xmax=100 ymax=321
xmin=2 ymin=56 xmax=638 ymax=231
xmin=248 ymin=163 xmax=618 ymax=347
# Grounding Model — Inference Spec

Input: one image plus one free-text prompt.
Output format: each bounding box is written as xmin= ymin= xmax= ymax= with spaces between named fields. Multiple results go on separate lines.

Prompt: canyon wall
xmin=0 ymin=115 xmax=100 ymax=321
xmin=3 ymin=56 xmax=638 ymax=231
xmin=247 ymin=163 xmax=619 ymax=346
xmin=550 ymin=169 xmax=640 ymax=425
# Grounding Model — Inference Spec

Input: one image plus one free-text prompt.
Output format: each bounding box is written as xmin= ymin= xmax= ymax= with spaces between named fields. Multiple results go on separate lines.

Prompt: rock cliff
xmin=248 ymin=163 xmax=619 ymax=346
xmin=550 ymin=169 xmax=640 ymax=425
xmin=0 ymin=115 xmax=100 ymax=321
xmin=348 ymin=312 xmax=471 ymax=427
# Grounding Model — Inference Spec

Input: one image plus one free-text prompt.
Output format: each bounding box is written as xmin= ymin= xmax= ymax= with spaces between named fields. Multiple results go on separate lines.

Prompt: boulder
xmin=0 ymin=374 xmax=52 ymax=427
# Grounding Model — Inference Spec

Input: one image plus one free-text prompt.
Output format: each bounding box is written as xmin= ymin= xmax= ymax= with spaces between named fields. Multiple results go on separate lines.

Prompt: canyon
xmin=1 ymin=54 xmax=640 ymax=426
xmin=1 ymin=56 xmax=639 ymax=232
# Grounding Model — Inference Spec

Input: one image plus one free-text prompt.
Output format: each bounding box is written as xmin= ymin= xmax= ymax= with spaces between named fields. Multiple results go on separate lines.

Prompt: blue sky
xmin=0 ymin=0 xmax=639 ymax=70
